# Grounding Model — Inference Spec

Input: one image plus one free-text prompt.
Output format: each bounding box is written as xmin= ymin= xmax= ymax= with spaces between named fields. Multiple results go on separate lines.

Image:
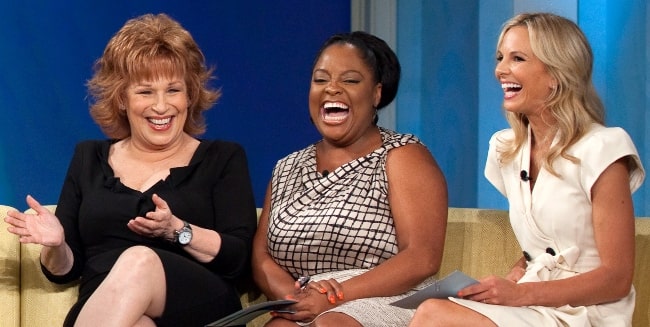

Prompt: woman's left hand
xmin=457 ymin=275 xmax=526 ymax=306
xmin=127 ymin=193 xmax=178 ymax=240
xmin=303 ymin=278 xmax=345 ymax=305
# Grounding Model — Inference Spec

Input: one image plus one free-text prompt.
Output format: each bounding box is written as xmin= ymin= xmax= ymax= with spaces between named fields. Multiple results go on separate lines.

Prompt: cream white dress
xmin=450 ymin=123 xmax=645 ymax=326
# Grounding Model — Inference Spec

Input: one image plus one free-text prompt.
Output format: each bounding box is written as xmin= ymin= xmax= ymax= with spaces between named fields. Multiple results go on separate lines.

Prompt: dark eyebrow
xmin=313 ymin=68 xmax=363 ymax=75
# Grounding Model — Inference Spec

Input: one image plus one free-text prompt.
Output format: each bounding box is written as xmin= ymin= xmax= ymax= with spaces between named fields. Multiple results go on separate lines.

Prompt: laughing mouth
xmin=501 ymin=82 xmax=522 ymax=98
xmin=148 ymin=117 xmax=171 ymax=125
xmin=148 ymin=117 xmax=172 ymax=129
xmin=322 ymin=102 xmax=349 ymax=122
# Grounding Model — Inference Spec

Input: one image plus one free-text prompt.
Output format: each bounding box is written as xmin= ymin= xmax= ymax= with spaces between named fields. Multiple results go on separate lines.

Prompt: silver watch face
xmin=178 ymin=230 xmax=192 ymax=245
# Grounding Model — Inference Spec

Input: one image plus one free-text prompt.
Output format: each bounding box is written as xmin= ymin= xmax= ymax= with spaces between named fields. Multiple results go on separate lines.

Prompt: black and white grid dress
xmin=267 ymin=127 xmax=435 ymax=326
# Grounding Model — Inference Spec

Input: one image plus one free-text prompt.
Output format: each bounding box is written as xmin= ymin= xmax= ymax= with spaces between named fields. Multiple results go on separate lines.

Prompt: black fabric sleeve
xmin=41 ymin=141 xmax=90 ymax=284
xmin=204 ymin=143 xmax=258 ymax=279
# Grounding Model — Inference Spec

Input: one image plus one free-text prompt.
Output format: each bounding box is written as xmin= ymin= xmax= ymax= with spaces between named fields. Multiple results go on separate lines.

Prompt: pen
xmin=297 ymin=275 xmax=310 ymax=290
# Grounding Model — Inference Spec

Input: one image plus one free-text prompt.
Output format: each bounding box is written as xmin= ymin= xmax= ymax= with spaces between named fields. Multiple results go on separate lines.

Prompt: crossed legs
xmin=74 ymin=246 xmax=166 ymax=327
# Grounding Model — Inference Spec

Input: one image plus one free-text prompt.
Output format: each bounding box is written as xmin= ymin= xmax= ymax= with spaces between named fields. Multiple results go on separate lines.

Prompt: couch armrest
xmin=0 ymin=205 xmax=20 ymax=327
xmin=20 ymin=243 xmax=79 ymax=327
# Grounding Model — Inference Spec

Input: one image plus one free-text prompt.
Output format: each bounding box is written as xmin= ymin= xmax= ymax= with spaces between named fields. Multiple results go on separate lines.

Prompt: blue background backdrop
xmin=394 ymin=0 xmax=649 ymax=216
xmin=1 ymin=1 xmax=648 ymax=217
xmin=0 ymin=1 xmax=347 ymax=209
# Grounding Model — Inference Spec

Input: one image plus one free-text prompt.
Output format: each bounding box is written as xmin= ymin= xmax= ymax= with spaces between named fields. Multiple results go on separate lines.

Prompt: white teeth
xmin=322 ymin=101 xmax=349 ymax=122
xmin=324 ymin=114 xmax=347 ymax=122
xmin=323 ymin=102 xmax=349 ymax=109
xmin=148 ymin=117 xmax=171 ymax=125
xmin=501 ymin=82 xmax=522 ymax=89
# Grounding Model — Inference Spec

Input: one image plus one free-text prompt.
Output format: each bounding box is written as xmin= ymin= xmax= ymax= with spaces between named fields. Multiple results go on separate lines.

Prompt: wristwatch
xmin=174 ymin=220 xmax=193 ymax=245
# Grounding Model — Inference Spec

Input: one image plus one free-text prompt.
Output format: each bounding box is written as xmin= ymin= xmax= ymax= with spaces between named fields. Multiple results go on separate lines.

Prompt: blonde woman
xmin=409 ymin=12 xmax=644 ymax=327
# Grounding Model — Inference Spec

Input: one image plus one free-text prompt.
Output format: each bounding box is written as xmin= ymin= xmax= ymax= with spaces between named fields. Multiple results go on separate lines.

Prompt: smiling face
xmin=309 ymin=43 xmax=382 ymax=146
xmin=124 ymin=75 xmax=189 ymax=150
xmin=495 ymin=26 xmax=556 ymax=116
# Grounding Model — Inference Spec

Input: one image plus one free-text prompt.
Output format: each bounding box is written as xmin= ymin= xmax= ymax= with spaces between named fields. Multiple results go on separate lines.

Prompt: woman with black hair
xmin=252 ymin=31 xmax=448 ymax=326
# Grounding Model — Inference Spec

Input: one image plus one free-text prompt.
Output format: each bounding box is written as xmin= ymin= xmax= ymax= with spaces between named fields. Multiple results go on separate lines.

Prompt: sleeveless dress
xmin=267 ymin=128 xmax=435 ymax=326
xmin=451 ymin=124 xmax=645 ymax=326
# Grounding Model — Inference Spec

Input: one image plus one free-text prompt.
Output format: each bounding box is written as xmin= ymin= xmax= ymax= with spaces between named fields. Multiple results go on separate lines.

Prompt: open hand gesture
xmin=4 ymin=195 xmax=65 ymax=246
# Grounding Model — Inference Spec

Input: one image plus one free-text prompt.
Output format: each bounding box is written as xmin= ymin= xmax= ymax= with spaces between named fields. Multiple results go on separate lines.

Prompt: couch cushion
xmin=13 ymin=206 xmax=650 ymax=327
xmin=633 ymin=218 xmax=650 ymax=327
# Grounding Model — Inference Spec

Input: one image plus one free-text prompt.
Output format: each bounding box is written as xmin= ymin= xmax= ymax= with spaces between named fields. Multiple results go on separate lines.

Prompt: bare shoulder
xmin=386 ymin=142 xmax=440 ymax=171
xmin=385 ymin=143 xmax=447 ymax=195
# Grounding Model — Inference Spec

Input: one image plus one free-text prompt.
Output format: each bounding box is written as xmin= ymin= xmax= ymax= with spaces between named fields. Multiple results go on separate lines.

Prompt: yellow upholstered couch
xmin=2 ymin=205 xmax=649 ymax=326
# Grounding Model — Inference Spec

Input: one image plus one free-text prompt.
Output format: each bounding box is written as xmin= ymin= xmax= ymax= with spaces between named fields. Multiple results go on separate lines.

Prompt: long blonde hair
xmin=496 ymin=13 xmax=604 ymax=175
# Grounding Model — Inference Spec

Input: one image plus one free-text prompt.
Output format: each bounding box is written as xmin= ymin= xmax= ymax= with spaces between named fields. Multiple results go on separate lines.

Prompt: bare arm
xmin=170 ymin=216 xmax=223 ymax=263
xmin=41 ymin=243 xmax=75 ymax=276
xmin=125 ymin=194 xmax=224 ymax=262
xmin=505 ymin=256 xmax=527 ymax=282
xmin=335 ymin=143 xmax=448 ymax=301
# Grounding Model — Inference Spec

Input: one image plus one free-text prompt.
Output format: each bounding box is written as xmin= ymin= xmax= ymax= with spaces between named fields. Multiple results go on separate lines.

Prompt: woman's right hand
xmin=4 ymin=195 xmax=65 ymax=246
xmin=505 ymin=266 xmax=526 ymax=283
xmin=505 ymin=257 xmax=527 ymax=282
